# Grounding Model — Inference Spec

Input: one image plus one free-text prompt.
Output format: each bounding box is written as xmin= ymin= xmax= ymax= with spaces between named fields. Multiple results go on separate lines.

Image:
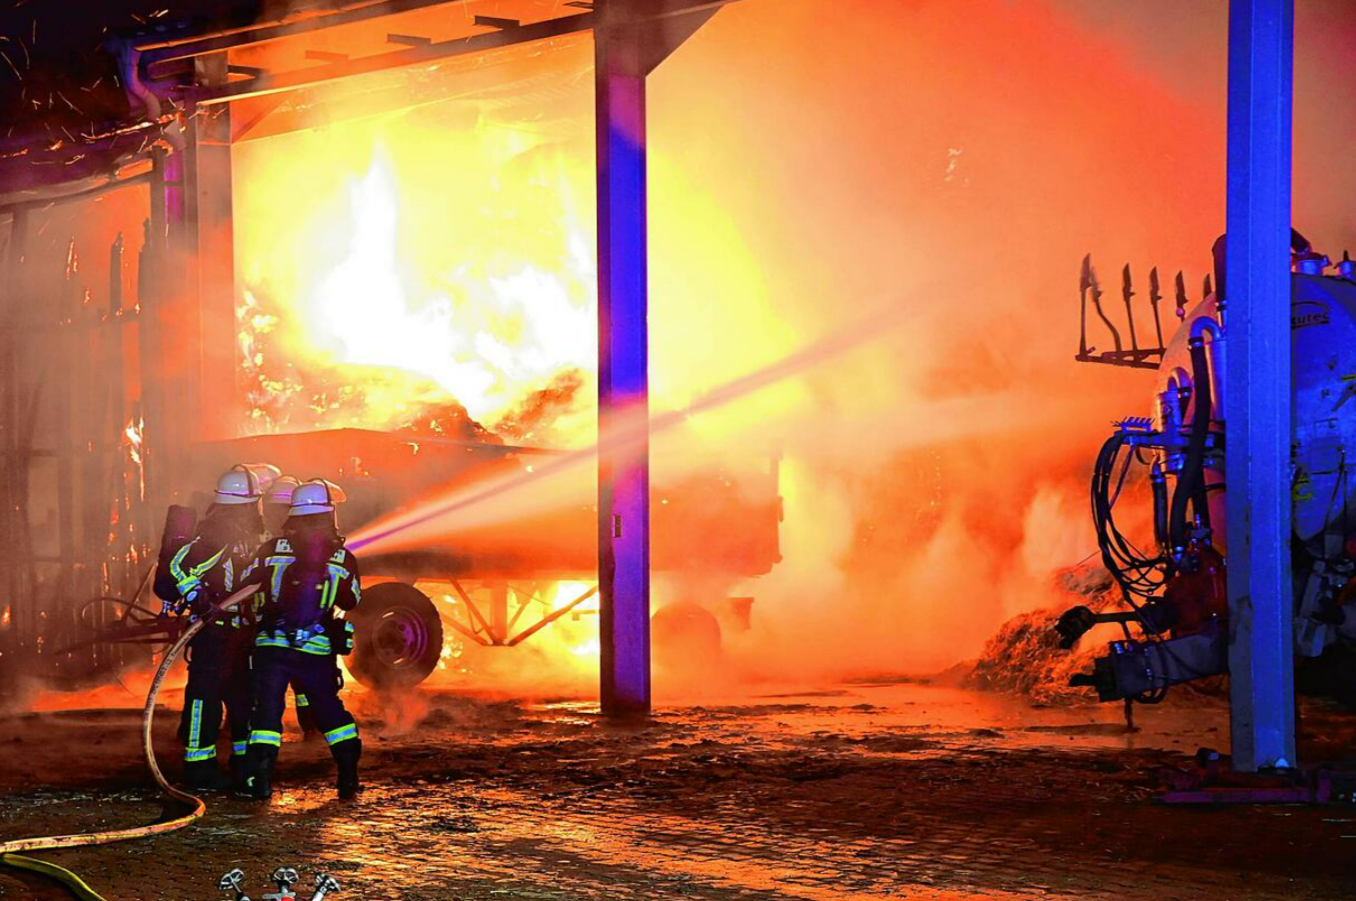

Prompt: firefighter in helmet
xmin=262 ymin=474 xmax=318 ymax=738
xmin=238 ymin=478 xmax=363 ymax=800
xmin=263 ymin=475 xmax=301 ymax=536
xmin=153 ymin=464 xmax=273 ymax=790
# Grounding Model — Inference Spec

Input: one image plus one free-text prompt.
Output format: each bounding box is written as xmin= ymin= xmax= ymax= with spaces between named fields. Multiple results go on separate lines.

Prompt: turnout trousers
xmin=179 ymin=623 xmax=252 ymax=763
xmin=247 ymin=646 xmax=358 ymax=757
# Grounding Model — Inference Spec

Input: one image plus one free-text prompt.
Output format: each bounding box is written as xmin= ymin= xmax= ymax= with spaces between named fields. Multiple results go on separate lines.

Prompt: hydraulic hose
xmin=1150 ymin=461 xmax=1169 ymax=551
xmin=1092 ymin=432 xmax=1168 ymax=604
xmin=0 ymin=585 xmax=256 ymax=897
xmin=1168 ymin=338 xmax=1214 ymax=558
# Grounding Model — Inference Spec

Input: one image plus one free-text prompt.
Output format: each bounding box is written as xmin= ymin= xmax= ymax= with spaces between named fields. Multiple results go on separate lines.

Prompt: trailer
xmin=82 ymin=427 xmax=782 ymax=689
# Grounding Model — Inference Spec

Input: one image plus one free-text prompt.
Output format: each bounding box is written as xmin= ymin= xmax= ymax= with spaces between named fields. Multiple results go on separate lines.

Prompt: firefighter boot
xmin=238 ymin=746 xmax=277 ymax=801
xmin=182 ymin=759 xmax=230 ymax=792
xmin=333 ymin=738 xmax=362 ymax=800
xmin=229 ymin=753 xmax=249 ymax=795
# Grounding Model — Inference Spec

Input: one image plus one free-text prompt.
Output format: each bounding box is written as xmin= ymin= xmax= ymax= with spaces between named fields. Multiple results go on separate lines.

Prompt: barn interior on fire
xmin=2 ymin=1 xmax=1356 ymax=899
xmin=0 ymin=0 xmax=782 ymax=704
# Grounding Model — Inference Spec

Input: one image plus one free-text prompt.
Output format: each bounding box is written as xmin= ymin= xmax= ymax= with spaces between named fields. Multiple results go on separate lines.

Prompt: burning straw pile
xmin=965 ymin=564 xmax=1120 ymax=706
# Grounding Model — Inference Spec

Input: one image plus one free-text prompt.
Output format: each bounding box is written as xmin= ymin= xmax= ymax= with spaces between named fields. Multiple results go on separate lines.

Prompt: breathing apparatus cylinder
xmin=152 ymin=505 xmax=199 ymax=605
xmin=158 ymin=505 xmax=198 ymax=563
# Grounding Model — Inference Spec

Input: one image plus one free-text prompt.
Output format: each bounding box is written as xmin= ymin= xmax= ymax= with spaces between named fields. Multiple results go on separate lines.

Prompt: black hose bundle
xmin=1091 ymin=432 xmax=1171 ymax=607
xmin=1168 ymin=338 xmax=1214 ymax=557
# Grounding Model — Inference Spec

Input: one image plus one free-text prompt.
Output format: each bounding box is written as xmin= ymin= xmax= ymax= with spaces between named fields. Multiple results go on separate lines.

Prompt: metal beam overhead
xmin=136 ymin=0 xmax=473 ymax=64
xmin=181 ymin=1 xmax=740 ymax=110
xmin=1224 ymin=0 xmax=1297 ymax=772
xmin=138 ymin=0 xmax=736 ymax=71
xmin=189 ymin=53 xmax=240 ymax=441
xmin=186 ymin=12 xmax=596 ymax=105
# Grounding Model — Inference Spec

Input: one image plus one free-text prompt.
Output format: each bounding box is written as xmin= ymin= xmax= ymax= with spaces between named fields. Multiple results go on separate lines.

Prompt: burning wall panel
xmin=0 ymin=184 xmax=155 ymax=681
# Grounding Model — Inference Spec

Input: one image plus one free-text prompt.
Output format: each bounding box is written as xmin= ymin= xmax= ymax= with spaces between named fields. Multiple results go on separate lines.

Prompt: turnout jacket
xmin=154 ymin=529 xmax=257 ymax=621
xmin=238 ymin=536 xmax=361 ymax=655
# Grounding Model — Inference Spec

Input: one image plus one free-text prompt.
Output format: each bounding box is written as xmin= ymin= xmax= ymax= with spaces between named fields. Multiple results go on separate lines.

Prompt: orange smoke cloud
xmin=641 ymin=0 xmax=1229 ymax=682
xmin=230 ymin=0 xmax=1356 ymax=695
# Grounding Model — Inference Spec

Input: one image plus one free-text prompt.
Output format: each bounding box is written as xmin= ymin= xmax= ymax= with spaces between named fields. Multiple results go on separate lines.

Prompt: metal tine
xmin=1079 ymin=253 xmax=1092 ymax=356
xmin=1121 ymin=263 xmax=1140 ymax=352
xmin=1148 ymin=266 xmax=1165 ymax=350
xmin=1175 ymin=271 xmax=1189 ymax=320
xmin=1088 ymin=259 xmax=1123 ymax=353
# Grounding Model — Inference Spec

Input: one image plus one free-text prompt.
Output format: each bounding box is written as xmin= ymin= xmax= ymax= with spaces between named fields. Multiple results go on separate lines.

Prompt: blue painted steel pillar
xmin=594 ymin=4 xmax=723 ymax=716
xmin=1224 ymin=0 xmax=1296 ymax=771
xmin=596 ymin=30 xmax=653 ymax=716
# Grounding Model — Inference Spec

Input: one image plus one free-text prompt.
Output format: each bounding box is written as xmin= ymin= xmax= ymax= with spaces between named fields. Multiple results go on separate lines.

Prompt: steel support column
xmin=595 ymin=4 xmax=718 ymax=716
xmin=190 ymin=53 xmax=238 ymax=439
xmin=1224 ymin=0 xmax=1296 ymax=771
xmin=596 ymin=29 xmax=652 ymax=716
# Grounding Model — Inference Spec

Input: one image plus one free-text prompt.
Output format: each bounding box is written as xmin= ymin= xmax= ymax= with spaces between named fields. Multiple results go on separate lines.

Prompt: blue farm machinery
xmin=1058 ymin=232 xmax=1356 ymax=709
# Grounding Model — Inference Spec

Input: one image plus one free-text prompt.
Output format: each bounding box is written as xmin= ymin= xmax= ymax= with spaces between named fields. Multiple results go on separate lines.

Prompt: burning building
xmin=0 ymin=0 xmax=787 ymax=706
xmin=6 ymin=2 xmax=1356 ymax=897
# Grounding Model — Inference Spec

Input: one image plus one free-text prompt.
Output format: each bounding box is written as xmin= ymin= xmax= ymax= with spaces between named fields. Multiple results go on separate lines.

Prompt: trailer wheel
xmin=652 ymin=601 xmax=723 ymax=671
xmin=348 ymin=582 xmax=444 ymax=689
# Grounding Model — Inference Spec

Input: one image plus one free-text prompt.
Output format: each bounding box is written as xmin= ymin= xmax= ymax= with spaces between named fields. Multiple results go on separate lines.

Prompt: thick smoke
xmin=641 ymin=0 xmax=1231 ymax=687
xmin=285 ymin=0 xmax=1356 ymax=694
xmin=189 ymin=0 xmax=1356 ymax=705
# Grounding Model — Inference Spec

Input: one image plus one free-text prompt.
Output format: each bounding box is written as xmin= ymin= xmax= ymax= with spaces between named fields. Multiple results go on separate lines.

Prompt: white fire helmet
xmin=265 ymin=475 xmax=301 ymax=507
xmin=214 ymin=464 xmax=266 ymax=505
xmin=243 ymin=463 xmax=283 ymax=494
xmin=290 ymin=479 xmax=347 ymax=516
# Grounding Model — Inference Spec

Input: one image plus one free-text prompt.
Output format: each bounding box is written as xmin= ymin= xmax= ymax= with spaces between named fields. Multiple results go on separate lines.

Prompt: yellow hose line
xmin=0 ymin=587 xmax=256 ymax=893
xmin=1 ymin=853 xmax=110 ymax=901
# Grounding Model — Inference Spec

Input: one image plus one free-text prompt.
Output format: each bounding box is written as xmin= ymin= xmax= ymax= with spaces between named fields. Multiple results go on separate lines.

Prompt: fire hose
xmin=0 ymin=585 xmax=257 ymax=900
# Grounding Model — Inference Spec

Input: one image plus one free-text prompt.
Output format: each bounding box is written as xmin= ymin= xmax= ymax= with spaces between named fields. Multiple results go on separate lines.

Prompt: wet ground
xmin=2 ymin=681 xmax=1355 ymax=900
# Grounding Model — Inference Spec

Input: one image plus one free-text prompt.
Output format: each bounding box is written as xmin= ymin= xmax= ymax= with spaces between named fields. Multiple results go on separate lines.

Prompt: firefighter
xmin=153 ymin=464 xmax=269 ymax=790
xmin=238 ymin=479 xmax=362 ymax=800
xmin=263 ymin=475 xmax=318 ymax=738
xmin=263 ymin=475 xmax=300 ymax=536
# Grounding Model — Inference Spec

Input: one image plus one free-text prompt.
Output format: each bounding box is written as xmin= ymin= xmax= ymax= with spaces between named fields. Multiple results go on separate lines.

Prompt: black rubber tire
xmin=651 ymin=601 xmax=723 ymax=670
xmin=347 ymin=582 xmax=444 ymax=689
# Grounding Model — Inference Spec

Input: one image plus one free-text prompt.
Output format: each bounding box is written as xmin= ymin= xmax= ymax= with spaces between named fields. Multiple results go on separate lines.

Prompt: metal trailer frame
xmin=66 ymin=577 xmax=599 ymax=668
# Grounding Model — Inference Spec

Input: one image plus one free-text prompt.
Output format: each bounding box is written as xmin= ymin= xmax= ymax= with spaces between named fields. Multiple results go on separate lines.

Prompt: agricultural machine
xmin=1057 ymin=232 xmax=1356 ymax=707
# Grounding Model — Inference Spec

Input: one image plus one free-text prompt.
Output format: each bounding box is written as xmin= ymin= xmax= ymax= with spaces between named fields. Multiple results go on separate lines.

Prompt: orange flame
xmin=234 ymin=105 xmax=598 ymax=445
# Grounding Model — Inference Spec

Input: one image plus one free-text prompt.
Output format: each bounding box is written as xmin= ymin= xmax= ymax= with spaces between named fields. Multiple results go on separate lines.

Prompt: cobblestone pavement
xmin=1 ymin=682 xmax=1354 ymax=900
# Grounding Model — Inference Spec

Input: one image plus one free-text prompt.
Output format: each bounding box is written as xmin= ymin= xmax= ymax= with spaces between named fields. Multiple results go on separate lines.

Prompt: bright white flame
xmin=245 ymin=144 xmax=599 ymax=441
xmin=569 ymin=637 xmax=600 ymax=657
xmin=311 ymin=161 xmax=497 ymax=415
